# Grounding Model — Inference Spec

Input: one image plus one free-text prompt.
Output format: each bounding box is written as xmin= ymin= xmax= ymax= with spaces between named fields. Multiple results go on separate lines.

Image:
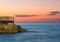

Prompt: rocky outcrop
xmin=0 ymin=16 xmax=27 ymax=33
xmin=0 ymin=23 xmax=27 ymax=33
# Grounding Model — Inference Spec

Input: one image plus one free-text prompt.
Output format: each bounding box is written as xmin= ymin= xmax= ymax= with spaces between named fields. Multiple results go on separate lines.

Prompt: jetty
xmin=0 ymin=16 xmax=27 ymax=33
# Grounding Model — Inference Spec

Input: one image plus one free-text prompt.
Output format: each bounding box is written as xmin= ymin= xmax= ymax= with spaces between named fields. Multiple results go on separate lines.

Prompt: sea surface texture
xmin=0 ymin=22 xmax=60 ymax=42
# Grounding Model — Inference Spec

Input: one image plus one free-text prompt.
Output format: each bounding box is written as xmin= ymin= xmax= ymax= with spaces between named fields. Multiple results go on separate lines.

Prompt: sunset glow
xmin=0 ymin=0 xmax=60 ymax=22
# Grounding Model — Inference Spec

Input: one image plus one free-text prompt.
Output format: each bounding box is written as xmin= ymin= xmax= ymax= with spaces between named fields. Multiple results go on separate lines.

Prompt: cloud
xmin=46 ymin=11 xmax=60 ymax=16
xmin=50 ymin=11 xmax=60 ymax=14
xmin=15 ymin=14 xmax=38 ymax=17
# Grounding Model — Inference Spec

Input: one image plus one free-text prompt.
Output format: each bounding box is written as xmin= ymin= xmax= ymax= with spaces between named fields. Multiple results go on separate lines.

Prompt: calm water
xmin=0 ymin=22 xmax=60 ymax=42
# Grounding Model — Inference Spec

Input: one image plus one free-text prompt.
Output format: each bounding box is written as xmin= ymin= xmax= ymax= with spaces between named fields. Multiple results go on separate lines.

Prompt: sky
xmin=0 ymin=0 xmax=60 ymax=22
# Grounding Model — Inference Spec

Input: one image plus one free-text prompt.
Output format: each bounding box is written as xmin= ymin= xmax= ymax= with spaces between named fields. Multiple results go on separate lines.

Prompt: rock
xmin=0 ymin=23 xmax=27 ymax=33
xmin=20 ymin=29 xmax=27 ymax=32
xmin=0 ymin=16 xmax=27 ymax=33
xmin=17 ymin=25 xmax=27 ymax=32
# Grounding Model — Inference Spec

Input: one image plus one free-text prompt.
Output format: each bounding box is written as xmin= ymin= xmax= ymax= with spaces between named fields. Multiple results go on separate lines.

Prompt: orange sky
xmin=0 ymin=0 xmax=60 ymax=22
xmin=14 ymin=14 xmax=60 ymax=22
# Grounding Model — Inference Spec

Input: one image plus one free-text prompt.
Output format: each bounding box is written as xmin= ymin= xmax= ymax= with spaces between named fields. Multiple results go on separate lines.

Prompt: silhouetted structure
xmin=0 ymin=16 xmax=14 ymax=25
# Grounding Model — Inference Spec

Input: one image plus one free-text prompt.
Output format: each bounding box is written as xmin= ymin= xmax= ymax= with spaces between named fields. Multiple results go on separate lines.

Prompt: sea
xmin=0 ymin=22 xmax=60 ymax=42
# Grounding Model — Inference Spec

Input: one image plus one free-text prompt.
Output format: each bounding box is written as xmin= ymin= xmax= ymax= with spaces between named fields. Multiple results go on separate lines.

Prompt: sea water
xmin=0 ymin=22 xmax=60 ymax=42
